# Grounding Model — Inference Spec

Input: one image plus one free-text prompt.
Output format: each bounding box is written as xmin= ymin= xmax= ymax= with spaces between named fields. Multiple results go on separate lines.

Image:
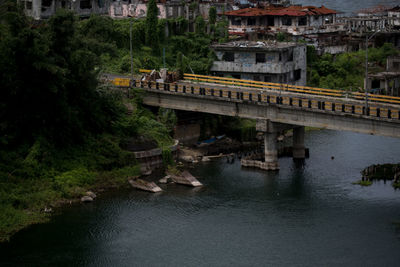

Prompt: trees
xmin=145 ymin=0 xmax=159 ymax=53
xmin=209 ymin=6 xmax=217 ymax=26
xmin=0 ymin=5 xmax=120 ymax=147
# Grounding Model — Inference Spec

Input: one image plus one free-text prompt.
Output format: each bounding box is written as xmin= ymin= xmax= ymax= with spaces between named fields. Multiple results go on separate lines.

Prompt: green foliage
xmin=276 ymin=32 xmax=288 ymax=42
xmin=195 ymin=15 xmax=206 ymax=36
xmin=158 ymin=108 xmax=177 ymax=134
xmin=352 ymin=180 xmax=373 ymax=186
xmin=209 ymin=6 xmax=217 ymax=25
xmin=145 ymin=0 xmax=159 ymax=53
xmin=308 ymin=43 xmax=399 ymax=90
xmin=162 ymin=148 xmax=174 ymax=166
xmin=54 ymin=168 xmax=96 ymax=197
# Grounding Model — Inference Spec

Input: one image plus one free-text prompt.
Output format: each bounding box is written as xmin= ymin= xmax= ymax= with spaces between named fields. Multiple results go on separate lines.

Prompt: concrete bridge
xmin=111 ymin=74 xmax=400 ymax=170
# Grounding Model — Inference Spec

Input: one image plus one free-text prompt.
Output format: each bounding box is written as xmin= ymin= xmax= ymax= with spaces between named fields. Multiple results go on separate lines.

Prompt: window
xmin=256 ymin=53 xmax=266 ymax=63
xmin=25 ymin=1 xmax=32 ymax=9
xmin=298 ymin=17 xmax=307 ymax=26
xmin=222 ymin=52 xmax=234 ymax=62
xmin=80 ymin=0 xmax=92 ymax=9
xmin=42 ymin=0 xmax=52 ymax=7
xmin=267 ymin=16 xmax=275 ymax=26
xmin=294 ymin=69 xmax=301 ymax=81
xmin=279 ymin=53 xmax=282 ymax=61
xmin=232 ymin=18 xmax=242 ymax=26
xmin=324 ymin=16 xmax=333 ymax=24
xmin=254 ymin=75 xmax=261 ymax=81
xmin=288 ymin=51 xmax=293 ymax=62
xmin=232 ymin=74 xmax=241 ymax=79
xmin=247 ymin=18 xmax=256 ymax=26
xmin=264 ymin=76 xmax=272 ymax=82
xmin=282 ymin=17 xmax=292 ymax=26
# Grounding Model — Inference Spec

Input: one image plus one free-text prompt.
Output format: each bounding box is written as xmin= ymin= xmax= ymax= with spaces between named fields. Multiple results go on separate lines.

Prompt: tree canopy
xmin=0 ymin=3 xmax=120 ymax=147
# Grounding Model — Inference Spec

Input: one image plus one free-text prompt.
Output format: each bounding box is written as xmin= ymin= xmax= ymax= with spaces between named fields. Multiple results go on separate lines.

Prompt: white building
xmin=210 ymin=41 xmax=306 ymax=86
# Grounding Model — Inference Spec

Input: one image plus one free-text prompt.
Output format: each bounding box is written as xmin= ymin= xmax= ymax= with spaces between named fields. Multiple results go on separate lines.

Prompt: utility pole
xmin=130 ymin=17 xmax=134 ymax=80
xmin=364 ymin=30 xmax=380 ymax=114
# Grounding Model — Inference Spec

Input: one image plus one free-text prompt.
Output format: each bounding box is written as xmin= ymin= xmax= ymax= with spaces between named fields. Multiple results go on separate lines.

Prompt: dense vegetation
xmin=78 ymin=6 xmax=228 ymax=75
xmin=0 ymin=2 xmax=175 ymax=242
xmin=307 ymin=44 xmax=399 ymax=90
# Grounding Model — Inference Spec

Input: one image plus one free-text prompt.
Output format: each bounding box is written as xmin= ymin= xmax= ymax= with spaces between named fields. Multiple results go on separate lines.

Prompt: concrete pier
xmin=264 ymin=131 xmax=279 ymax=170
xmin=292 ymin=126 xmax=306 ymax=159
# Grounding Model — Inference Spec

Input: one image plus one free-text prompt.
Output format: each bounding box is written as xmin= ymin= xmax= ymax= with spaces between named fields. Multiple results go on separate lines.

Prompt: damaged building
xmin=19 ymin=0 xmax=111 ymax=19
xmin=366 ymin=55 xmax=400 ymax=96
xmin=210 ymin=41 xmax=306 ymax=86
xmin=20 ymin=0 xmax=233 ymax=21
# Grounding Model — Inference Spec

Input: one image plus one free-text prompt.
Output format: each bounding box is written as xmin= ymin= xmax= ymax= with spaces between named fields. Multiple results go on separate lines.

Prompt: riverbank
xmin=0 ymin=159 xmax=142 ymax=243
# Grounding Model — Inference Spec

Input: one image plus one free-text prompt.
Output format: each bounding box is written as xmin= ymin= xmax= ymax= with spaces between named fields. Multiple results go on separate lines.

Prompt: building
xmin=367 ymin=55 xmax=400 ymax=96
xmin=20 ymin=0 xmax=234 ymax=20
xmin=19 ymin=0 xmax=111 ymax=20
xmin=210 ymin=41 xmax=306 ymax=86
xmin=224 ymin=5 xmax=343 ymax=37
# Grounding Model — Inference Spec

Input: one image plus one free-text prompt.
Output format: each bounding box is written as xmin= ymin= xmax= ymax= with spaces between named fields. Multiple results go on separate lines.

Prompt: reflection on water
xmin=1 ymin=130 xmax=400 ymax=266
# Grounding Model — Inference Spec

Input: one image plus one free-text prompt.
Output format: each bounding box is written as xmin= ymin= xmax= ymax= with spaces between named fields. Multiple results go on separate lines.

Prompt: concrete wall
xmin=142 ymin=90 xmax=400 ymax=139
xmin=211 ymin=45 xmax=306 ymax=86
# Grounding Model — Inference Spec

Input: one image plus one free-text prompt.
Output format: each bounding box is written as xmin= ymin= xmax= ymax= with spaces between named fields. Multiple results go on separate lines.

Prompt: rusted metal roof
xmin=224 ymin=8 xmax=271 ymax=17
xmin=225 ymin=5 xmax=337 ymax=17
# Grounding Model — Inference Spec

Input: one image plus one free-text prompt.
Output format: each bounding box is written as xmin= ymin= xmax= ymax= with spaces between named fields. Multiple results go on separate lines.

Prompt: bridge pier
xmin=264 ymin=130 xmax=279 ymax=170
xmin=292 ymin=126 xmax=306 ymax=159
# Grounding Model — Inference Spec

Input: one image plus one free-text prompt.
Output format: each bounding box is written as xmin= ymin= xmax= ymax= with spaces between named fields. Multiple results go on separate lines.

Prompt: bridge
xmin=110 ymin=72 xmax=400 ymax=170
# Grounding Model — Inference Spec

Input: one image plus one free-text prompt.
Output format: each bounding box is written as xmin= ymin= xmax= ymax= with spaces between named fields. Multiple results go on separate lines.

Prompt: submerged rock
xmin=128 ymin=178 xmax=162 ymax=193
xmin=86 ymin=191 xmax=97 ymax=199
xmin=81 ymin=196 xmax=93 ymax=203
xmin=168 ymin=170 xmax=202 ymax=187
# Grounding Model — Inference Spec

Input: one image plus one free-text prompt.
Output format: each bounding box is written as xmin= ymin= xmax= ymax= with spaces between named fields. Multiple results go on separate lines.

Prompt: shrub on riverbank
xmin=0 ymin=2 xmax=175 ymax=242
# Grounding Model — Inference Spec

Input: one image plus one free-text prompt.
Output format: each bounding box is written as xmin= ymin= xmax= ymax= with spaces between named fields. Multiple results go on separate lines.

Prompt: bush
xmin=54 ymin=168 xmax=96 ymax=197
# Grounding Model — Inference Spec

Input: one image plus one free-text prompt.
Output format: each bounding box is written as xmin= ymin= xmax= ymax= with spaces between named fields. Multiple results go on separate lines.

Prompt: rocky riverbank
xmin=353 ymin=163 xmax=400 ymax=188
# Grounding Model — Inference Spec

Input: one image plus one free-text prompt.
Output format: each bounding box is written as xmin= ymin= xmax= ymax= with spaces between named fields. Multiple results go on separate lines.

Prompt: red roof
xmin=224 ymin=8 xmax=271 ymax=17
xmin=225 ymin=5 xmax=336 ymax=17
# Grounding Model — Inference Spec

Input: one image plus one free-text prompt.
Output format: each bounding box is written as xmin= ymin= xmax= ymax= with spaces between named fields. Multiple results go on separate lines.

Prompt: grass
xmin=352 ymin=180 xmax=373 ymax=186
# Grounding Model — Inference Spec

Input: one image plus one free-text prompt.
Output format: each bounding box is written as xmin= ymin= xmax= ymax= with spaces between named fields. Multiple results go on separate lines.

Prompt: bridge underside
xmin=143 ymin=91 xmax=400 ymax=139
xmin=142 ymin=89 xmax=400 ymax=170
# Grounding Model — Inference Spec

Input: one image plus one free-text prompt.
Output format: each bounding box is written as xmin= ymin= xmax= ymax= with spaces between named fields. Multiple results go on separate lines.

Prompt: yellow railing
xmin=134 ymin=69 xmax=400 ymax=105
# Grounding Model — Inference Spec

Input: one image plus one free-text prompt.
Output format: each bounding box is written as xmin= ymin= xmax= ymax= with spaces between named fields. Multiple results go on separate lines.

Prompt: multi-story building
xmin=210 ymin=41 xmax=306 ymax=86
xmin=19 ymin=0 xmax=111 ymax=20
xmin=224 ymin=5 xmax=343 ymax=37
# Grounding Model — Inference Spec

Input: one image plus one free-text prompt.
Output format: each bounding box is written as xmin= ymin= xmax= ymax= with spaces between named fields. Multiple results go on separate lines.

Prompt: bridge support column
xmin=292 ymin=126 xmax=306 ymax=159
xmin=264 ymin=131 xmax=279 ymax=170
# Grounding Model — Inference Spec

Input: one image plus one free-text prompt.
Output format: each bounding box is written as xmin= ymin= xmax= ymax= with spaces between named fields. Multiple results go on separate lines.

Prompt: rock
xmin=169 ymin=170 xmax=202 ymax=187
xmin=44 ymin=207 xmax=52 ymax=213
xmin=192 ymin=160 xmax=199 ymax=164
xmin=142 ymin=169 xmax=152 ymax=176
xmin=202 ymin=156 xmax=210 ymax=162
xmin=128 ymin=178 xmax=162 ymax=193
xmin=81 ymin=196 xmax=93 ymax=203
xmin=86 ymin=191 xmax=97 ymax=199
xmin=180 ymin=155 xmax=194 ymax=163
xmin=159 ymin=175 xmax=171 ymax=184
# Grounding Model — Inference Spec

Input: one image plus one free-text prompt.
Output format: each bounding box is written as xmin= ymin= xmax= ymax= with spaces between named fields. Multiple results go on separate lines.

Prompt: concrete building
xmin=210 ymin=41 xmax=306 ymax=86
xmin=224 ymin=5 xmax=343 ymax=36
xmin=367 ymin=55 xmax=400 ymax=96
xmin=19 ymin=0 xmax=111 ymax=20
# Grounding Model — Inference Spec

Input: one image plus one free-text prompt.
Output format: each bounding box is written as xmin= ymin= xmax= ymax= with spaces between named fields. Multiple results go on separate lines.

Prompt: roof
xmin=224 ymin=5 xmax=336 ymax=17
xmin=388 ymin=6 xmax=400 ymax=12
xmin=224 ymin=7 xmax=271 ymax=17
xmin=211 ymin=41 xmax=305 ymax=51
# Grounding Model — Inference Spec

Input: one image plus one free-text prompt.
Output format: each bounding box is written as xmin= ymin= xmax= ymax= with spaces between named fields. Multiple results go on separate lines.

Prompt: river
xmin=1 ymin=130 xmax=400 ymax=266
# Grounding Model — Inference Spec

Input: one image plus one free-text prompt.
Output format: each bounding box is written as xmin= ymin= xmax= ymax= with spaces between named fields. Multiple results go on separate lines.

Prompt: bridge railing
xmin=182 ymin=73 xmax=400 ymax=105
xmin=108 ymin=77 xmax=400 ymax=121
